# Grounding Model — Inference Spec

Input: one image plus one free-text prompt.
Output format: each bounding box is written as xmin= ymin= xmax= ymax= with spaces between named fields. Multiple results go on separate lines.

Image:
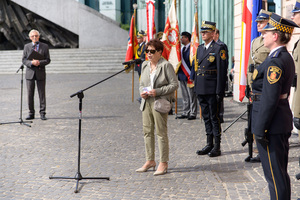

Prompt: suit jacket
xmin=292 ymin=39 xmax=300 ymax=118
xmin=178 ymin=45 xmax=191 ymax=81
xmin=139 ymin=57 xmax=178 ymax=111
xmin=22 ymin=42 xmax=51 ymax=80
xmin=251 ymin=47 xmax=294 ymax=137
xmin=191 ymin=40 xmax=227 ymax=95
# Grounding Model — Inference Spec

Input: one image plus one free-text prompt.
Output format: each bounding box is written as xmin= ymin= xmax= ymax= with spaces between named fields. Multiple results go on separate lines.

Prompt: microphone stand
xmin=49 ymin=64 xmax=133 ymax=193
xmin=223 ymin=98 xmax=253 ymax=162
xmin=0 ymin=65 xmax=33 ymax=127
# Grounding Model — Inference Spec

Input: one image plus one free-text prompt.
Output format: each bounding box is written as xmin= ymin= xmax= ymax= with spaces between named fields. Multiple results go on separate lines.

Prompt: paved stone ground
xmin=0 ymin=73 xmax=299 ymax=200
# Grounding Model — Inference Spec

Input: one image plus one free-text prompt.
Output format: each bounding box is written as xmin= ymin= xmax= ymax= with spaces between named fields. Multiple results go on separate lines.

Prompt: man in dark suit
xmin=22 ymin=29 xmax=51 ymax=120
xmin=177 ymin=31 xmax=197 ymax=120
xmin=191 ymin=21 xmax=227 ymax=157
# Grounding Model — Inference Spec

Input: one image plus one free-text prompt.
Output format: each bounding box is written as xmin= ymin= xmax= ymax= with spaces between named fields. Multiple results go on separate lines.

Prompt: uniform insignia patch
xmin=208 ymin=56 xmax=215 ymax=62
xmin=220 ymin=50 xmax=226 ymax=60
xmin=253 ymin=69 xmax=258 ymax=80
xmin=267 ymin=66 xmax=282 ymax=84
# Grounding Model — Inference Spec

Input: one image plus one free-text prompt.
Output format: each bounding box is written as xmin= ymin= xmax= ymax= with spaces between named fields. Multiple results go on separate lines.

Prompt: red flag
xmin=239 ymin=0 xmax=253 ymax=101
xmin=125 ymin=10 xmax=139 ymax=71
xmin=146 ymin=0 xmax=156 ymax=41
xmin=161 ymin=0 xmax=181 ymax=70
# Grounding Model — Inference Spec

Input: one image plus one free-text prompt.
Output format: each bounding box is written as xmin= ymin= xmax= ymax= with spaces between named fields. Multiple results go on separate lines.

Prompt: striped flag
xmin=190 ymin=11 xmax=199 ymax=64
xmin=161 ymin=0 xmax=181 ymax=70
xmin=146 ymin=0 xmax=156 ymax=41
xmin=125 ymin=9 xmax=139 ymax=72
xmin=239 ymin=0 xmax=252 ymax=102
xmin=239 ymin=0 xmax=262 ymax=101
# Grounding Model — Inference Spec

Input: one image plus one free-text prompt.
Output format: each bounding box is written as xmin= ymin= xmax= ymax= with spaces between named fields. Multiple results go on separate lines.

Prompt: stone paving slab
xmin=0 ymin=73 xmax=299 ymax=200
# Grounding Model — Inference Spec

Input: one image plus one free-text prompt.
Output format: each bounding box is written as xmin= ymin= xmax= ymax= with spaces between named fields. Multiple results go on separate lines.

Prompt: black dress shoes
xmin=40 ymin=114 xmax=47 ymax=120
xmin=26 ymin=115 xmax=34 ymax=120
xmin=177 ymin=115 xmax=188 ymax=119
xmin=249 ymin=154 xmax=261 ymax=163
xmin=188 ymin=116 xmax=196 ymax=120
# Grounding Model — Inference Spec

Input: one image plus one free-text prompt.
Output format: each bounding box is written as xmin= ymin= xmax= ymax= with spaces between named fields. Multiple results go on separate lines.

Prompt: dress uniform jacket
xmin=292 ymin=39 xmax=300 ymax=118
xmin=251 ymin=46 xmax=294 ymax=200
xmin=247 ymin=36 xmax=270 ymax=88
xmin=135 ymin=41 xmax=146 ymax=75
xmin=251 ymin=47 xmax=294 ymax=137
xmin=191 ymin=40 xmax=227 ymax=95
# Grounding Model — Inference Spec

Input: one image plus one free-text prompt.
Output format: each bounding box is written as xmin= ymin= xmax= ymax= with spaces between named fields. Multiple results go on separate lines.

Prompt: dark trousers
xmin=256 ymin=133 xmax=291 ymax=200
xmin=26 ymin=78 xmax=46 ymax=116
xmin=197 ymin=94 xmax=221 ymax=137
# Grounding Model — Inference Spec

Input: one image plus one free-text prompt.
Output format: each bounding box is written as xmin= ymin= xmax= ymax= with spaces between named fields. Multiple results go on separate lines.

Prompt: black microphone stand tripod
xmin=49 ymin=64 xmax=134 ymax=193
xmin=0 ymin=65 xmax=33 ymax=127
xmin=223 ymin=96 xmax=253 ymax=162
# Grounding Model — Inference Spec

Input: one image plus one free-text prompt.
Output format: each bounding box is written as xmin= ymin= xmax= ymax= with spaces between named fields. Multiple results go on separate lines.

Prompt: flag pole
xmin=132 ymin=4 xmax=138 ymax=102
xmin=174 ymin=0 xmax=178 ymax=117
xmin=194 ymin=0 xmax=202 ymax=120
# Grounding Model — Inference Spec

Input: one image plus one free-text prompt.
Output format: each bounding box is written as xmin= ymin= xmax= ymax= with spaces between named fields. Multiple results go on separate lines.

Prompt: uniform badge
xmin=252 ymin=69 xmax=258 ymax=80
xmin=220 ymin=50 xmax=226 ymax=60
xmin=208 ymin=56 xmax=215 ymax=62
xmin=267 ymin=66 xmax=282 ymax=84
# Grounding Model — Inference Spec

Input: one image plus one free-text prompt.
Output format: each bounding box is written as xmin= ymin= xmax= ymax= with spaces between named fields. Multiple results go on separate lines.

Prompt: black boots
xmin=197 ymin=135 xmax=221 ymax=157
xmin=208 ymin=136 xmax=221 ymax=157
xmin=196 ymin=135 xmax=213 ymax=155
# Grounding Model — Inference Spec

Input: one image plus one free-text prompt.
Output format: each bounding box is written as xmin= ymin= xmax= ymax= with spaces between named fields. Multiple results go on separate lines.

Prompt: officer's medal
xmin=208 ymin=53 xmax=215 ymax=62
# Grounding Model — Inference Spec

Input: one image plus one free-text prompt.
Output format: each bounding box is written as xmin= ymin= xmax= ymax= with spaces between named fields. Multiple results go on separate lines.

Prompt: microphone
xmin=122 ymin=59 xmax=142 ymax=65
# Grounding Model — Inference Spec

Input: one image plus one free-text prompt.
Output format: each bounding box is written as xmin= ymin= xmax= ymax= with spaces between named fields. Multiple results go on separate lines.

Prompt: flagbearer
xmin=191 ymin=21 xmax=227 ymax=157
xmin=247 ymin=9 xmax=272 ymax=163
xmin=251 ymin=13 xmax=298 ymax=200
xmin=176 ymin=32 xmax=197 ymax=120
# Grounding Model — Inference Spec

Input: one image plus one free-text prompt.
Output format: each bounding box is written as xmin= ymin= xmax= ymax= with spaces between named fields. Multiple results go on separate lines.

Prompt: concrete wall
xmin=11 ymin=0 xmax=128 ymax=48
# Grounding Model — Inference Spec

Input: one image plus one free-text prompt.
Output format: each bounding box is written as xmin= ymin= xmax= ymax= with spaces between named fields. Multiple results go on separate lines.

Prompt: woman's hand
xmin=148 ymin=89 xmax=156 ymax=97
xmin=141 ymin=91 xmax=149 ymax=99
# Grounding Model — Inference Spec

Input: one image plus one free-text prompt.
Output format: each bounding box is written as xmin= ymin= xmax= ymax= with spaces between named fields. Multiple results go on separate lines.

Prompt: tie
xmin=182 ymin=47 xmax=186 ymax=52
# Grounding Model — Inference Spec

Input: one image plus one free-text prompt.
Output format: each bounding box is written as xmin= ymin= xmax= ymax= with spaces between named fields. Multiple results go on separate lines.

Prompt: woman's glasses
xmin=145 ymin=49 xmax=157 ymax=54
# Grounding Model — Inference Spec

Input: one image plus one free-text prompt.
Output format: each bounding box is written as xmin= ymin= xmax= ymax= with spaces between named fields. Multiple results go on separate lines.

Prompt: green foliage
xmin=121 ymin=23 xmax=130 ymax=31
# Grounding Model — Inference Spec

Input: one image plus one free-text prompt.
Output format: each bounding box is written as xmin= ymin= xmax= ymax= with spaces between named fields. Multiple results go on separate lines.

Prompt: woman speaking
xmin=136 ymin=39 xmax=178 ymax=176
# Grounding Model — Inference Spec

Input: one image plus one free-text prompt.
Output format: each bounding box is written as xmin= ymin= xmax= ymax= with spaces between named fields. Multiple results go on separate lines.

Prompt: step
xmin=0 ymin=47 xmax=129 ymax=74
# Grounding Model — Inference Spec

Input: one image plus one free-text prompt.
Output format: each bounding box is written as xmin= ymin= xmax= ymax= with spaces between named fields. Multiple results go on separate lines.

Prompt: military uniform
xmin=251 ymin=13 xmax=298 ymax=200
xmin=247 ymin=36 xmax=270 ymax=88
xmin=292 ymin=1 xmax=300 ymax=132
xmin=191 ymin=21 xmax=227 ymax=157
xmin=135 ymin=31 xmax=146 ymax=77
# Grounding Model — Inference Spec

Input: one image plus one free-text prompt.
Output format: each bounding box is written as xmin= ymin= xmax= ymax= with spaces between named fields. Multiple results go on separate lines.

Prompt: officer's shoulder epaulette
xmin=270 ymin=49 xmax=281 ymax=58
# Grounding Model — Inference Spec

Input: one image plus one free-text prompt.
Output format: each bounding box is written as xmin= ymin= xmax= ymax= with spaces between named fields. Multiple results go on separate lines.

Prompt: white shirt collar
xmin=205 ymin=40 xmax=213 ymax=49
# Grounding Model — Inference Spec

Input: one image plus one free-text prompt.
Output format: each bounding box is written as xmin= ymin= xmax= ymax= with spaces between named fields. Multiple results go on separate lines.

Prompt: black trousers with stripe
xmin=256 ymin=133 xmax=291 ymax=200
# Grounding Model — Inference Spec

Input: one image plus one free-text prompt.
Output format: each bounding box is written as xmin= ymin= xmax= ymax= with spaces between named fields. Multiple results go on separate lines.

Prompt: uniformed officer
xmin=247 ymin=9 xmax=272 ymax=163
xmin=191 ymin=21 xmax=227 ymax=157
xmin=291 ymin=0 xmax=300 ymax=135
xmin=135 ymin=30 xmax=146 ymax=77
xmin=251 ymin=13 xmax=298 ymax=200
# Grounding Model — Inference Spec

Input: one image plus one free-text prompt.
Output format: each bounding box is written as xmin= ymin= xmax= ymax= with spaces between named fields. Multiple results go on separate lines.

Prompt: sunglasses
xmin=145 ymin=49 xmax=157 ymax=54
